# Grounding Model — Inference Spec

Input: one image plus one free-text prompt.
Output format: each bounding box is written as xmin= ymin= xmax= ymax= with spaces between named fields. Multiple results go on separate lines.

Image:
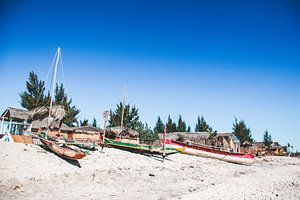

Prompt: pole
xmin=102 ymin=111 xmax=109 ymax=153
xmin=47 ymin=47 xmax=60 ymax=137
xmin=120 ymin=86 xmax=127 ymax=127
xmin=163 ymin=125 xmax=166 ymax=161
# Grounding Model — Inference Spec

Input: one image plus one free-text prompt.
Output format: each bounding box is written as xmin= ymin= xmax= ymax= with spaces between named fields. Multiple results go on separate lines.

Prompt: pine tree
xmin=92 ymin=118 xmax=97 ymax=127
xmin=177 ymin=115 xmax=187 ymax=132
xmin=136 ymin=122 xmax=158 ymax=141
xmin=153 ymin=116 xmax=164 ymax=133
xmin=187 ymin=125 xmax=191 ymax=132
xmin=80 ymin=119 xmax=89 ymax=126
xmin=19 ymin=71 xmax=47 ymax=110
xmin=232 ymin=118 xmax=253 ymax=143
xmin=108 ymin=102 xmax=140 ymax=130
xmin=53 ymin=83 xmax=80 ymax=127
xmin=20 ymin=72 xmax=80 ymax=127
xmin=195 ymin=115 xmax=213 ymax=132
xmin=263 ymin=130 xmax=272 ymax=147
xmin=166 ymin=115 xmax=176 ymax=133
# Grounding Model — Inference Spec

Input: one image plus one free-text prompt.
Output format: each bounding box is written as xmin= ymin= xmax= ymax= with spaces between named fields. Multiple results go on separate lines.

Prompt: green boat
xmin=73 ymin=142 xmax=96 ymax=151
xmin=105 ymin=138 xmax=183 ymax=155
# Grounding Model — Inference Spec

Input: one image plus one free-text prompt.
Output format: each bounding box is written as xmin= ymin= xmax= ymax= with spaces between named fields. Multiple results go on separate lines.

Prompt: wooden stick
xmin=163 ymin=126 xmax=166 ymax=161
xmin=102 ymin=111 xmax=108 ymax=153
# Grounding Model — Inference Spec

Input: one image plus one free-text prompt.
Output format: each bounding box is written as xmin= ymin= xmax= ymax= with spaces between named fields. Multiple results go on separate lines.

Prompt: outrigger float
xmin=105 ymin=138 xmax=183 ymax=156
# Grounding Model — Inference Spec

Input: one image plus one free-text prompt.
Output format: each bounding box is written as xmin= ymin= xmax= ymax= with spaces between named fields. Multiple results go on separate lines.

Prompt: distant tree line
xmin=20 ymin=71 xmax=272 ymax=143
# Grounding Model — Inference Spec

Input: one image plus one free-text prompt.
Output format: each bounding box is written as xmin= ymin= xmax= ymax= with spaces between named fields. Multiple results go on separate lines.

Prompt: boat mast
xmin=47 ymin=47 xmax=61 ymax=129
xmin=120 ymin=86 xmax=127 ymax=127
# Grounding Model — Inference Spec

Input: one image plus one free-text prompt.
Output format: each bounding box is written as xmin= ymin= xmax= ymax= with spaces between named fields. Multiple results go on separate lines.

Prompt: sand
xmin=0 ymin=142 xmax=299 ymax=200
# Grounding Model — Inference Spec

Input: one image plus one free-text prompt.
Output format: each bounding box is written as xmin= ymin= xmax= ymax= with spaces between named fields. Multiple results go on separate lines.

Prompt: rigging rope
xmin=59 ymin=50 xmax=67 ymax=90
xmin=34 ymin=50 xmax=57 ymax=109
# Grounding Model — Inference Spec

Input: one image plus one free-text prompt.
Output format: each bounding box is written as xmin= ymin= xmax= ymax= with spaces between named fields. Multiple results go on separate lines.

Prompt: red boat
xmin=165 ymin=139 xmax=254 ymax=165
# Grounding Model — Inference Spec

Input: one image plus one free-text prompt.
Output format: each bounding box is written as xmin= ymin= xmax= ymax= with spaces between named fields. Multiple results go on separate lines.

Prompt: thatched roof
xmin=73 ymin=125 xmax=102 ymax=135
xmin=29 ymin=105 xmax=65 ymax=121
xmin=31 ymin=117 xmax=61 ymax=129
xmin=109 ymin=126 xmax=139 ymax=137
xmin=159 ymin=132 xmax=238 ymax=143
xmin=1 ymin=107 xmax=30 ymax=121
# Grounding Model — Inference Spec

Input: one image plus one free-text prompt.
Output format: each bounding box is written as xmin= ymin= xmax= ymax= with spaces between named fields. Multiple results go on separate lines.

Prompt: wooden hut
xmin=70 ymin=125 xmax=103 ymax=141
xmin=160 ymin=132 xmax=241 ymax=152
xmin=0 ymin=107 xmax=31 ymax=136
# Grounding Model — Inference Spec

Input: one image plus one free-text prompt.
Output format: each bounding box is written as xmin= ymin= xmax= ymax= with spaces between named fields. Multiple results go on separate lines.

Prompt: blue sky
xmin=0 ymin=0 xmax=299 ymax=150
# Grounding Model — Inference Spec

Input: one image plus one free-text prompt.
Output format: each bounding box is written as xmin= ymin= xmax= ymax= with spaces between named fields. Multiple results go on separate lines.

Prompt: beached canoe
xmin=40 ymin=138 xmax=87 ymax=160
xmin=165 ymin=139 xmax=254 ymax=165
xmin=73 ymin=142 xmax=96 ymax=151
xmin=105 ymin=138 xmax=183 ymax=155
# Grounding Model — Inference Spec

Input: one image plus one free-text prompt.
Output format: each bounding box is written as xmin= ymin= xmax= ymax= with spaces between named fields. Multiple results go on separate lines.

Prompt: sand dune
xmin=0 ymin=142 xmax=299 ymax=200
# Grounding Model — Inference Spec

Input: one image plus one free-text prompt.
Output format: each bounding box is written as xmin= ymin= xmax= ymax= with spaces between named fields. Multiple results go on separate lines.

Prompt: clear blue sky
xmin=0 ymin=0 xmax=299 ymax=150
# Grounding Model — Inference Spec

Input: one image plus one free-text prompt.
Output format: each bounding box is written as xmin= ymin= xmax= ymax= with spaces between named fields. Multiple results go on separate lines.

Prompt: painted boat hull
xmin=105 ymin=138 xmax=182 ymax=155
xmin=166 ymin=140 xmax=254 ymax=165
xmin=73 ymin=143 xmax=96 ymax=151
xmin=40 ymin=139 xmax=86 ymax=160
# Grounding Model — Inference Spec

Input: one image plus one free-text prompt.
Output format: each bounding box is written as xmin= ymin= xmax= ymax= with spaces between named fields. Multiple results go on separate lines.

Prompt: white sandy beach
xmin=0 ymin=142 xmax=299 ymax=200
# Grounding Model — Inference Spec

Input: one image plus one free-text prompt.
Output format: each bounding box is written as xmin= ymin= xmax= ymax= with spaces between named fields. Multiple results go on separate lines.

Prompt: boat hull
xmin=105 ymin=138 xmax=182 ymax=156
xmin=41 ymin=139 xmax=86 ymax=160
xmin=167 ymin=140 xmax=254 ymax=165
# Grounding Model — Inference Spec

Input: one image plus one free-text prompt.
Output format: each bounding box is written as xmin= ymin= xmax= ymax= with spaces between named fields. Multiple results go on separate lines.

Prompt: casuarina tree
xmin=195 ymin=115 xmax=213 ymax=132
xmin=153 ymin=116 xmax=164 ymax=133
xmin=263 ymin=130 xmax=272 ymax=147
xmin=108 ymin=102 xmax=140 ymax=130
xmin=232 ymin=118 xmax=253 ymax=143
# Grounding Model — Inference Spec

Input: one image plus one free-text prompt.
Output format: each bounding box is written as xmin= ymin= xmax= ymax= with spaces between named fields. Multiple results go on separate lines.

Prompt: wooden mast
xmin=101 ymin=111 xmax=109 ymax=152
xmin=47 ymin=47 xmax=61 ymax=137
xmin=163 ymin=125 xmax=166 ymax=161
xmin=120 ymin=86 xmax=127 ymax=127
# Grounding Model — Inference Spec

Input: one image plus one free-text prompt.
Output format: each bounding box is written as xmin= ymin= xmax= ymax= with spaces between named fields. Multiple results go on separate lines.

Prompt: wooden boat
xmin=105 ymin=138 xmax=183 ymax=155
xmin=73 ymin=142 xmax=96 ymax=151
xmin=165 ymin=139 xmax=254 ymax=165
xmin=40 ymin=138 xmax=87 ymax=160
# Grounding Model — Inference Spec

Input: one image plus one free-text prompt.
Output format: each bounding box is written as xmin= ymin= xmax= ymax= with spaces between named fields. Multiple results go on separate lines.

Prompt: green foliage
xmin=195 ymin=115 xmax=213 ymax=132
xmin=54 ymin=83 xmax=80 ymax=127
xmin=208 ymin=130 xmax=217 ymax=140
xmin=108 ymin=102 xmax=140 ymax=130
xmin=153 ymin=116 xmax=164 ymax=133
xmin=136 ymin=122 xmax=158 ymax=141
xmin=187 ymin=125 xmax=191 ymax=133
xmin=166 ymin=115 xmax=176 ymax=133
xmin=177 ymin=115 xmax=187 ymax=132
xmin=19 ymin=71 xmax=48 ymax=110
xmin=80 ymin=119 xmax=89 ymax=126
xmin=263 ymin=130 xmax=272 ymax=147
xmin=92 ymin=118 xmax=97 ymax=127
xmin=232 ymin=118 xmax=253 ymax=143
xmin=20 ymin=71 xmax=80 ymax=127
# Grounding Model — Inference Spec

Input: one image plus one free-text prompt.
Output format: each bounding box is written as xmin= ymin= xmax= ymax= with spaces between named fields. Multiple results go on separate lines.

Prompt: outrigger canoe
xmin=73 ymin=142 xmax=96 ymax=151
xmin=166 ymin=139 xmax=254 ymax=165
xmin=39 ymin=133 xmax=86 ymax=160
xmin=105 ymin=138 xmax=183 ymax=155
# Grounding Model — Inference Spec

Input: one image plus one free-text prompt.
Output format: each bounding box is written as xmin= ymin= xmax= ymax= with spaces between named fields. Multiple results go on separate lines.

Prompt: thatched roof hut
xmin=1 ymin=107 xmax=30 ymax=122
xmin=29 ymin=105 xmax=65 ymax=121
xmin=159 ymin=132 xmax=240 ymax=152
xmin=106 ymin=126 xmax=139 ymax=139
xmin=72 ymin=125 xmax=102 ymax=135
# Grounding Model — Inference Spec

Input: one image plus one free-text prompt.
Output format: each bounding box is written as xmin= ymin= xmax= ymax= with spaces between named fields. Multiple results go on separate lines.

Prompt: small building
xmin=160 ymin=132 xmax=240 ymax=152
xmin=242 ymin=141 xmax=287 ymax=156
xmin=69 ymin=125 xmax=103 ymax=141
xmin=0 ymin=107 xmax=31 ymax=136
xmin=30 ymin=117 xmax=73 ymax=138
